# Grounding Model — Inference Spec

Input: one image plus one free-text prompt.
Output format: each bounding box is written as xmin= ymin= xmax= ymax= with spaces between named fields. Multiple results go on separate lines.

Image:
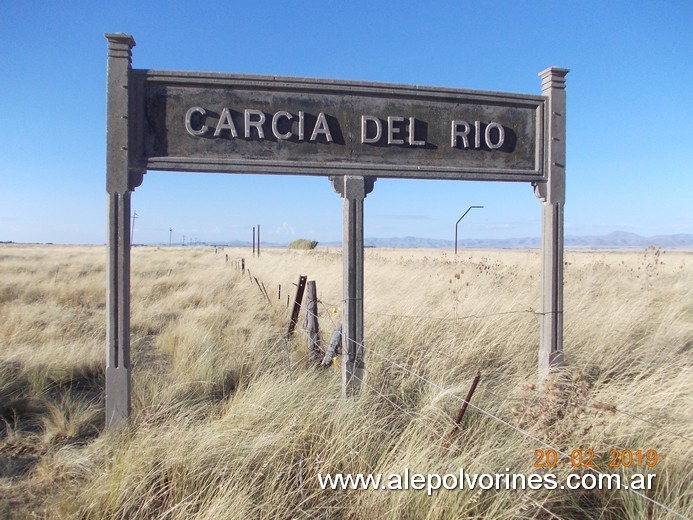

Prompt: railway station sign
xmin=105 ymin=33 xmax=568 ymax=428
xmin=136 ymin=70 xmax=545 ymax=182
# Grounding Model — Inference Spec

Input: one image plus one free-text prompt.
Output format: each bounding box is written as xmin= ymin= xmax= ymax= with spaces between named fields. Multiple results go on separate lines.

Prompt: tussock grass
xmin=0 ymin=244 xmax=691 ymax=519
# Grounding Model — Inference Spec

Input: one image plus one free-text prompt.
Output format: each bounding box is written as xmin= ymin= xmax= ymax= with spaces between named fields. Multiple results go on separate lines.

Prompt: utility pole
xmin=454 ymin=206 xmax=483 ymax=256
xmin=131 ymin=211 xmax=138 ymax=244
xmin=257 ymin=224 xmax=261 ymax=257
xmin=169 ymin=227 xmax=172 ymax=247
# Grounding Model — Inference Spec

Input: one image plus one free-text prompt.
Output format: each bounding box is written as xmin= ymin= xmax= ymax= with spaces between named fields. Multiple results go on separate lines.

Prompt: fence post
xmin=287 ymin=275 xmax=307 ymax=338
xmin=321 ymin=323 xmax=342 ymax=367
xmin=305 ymin=280 xmax=322 ymax=364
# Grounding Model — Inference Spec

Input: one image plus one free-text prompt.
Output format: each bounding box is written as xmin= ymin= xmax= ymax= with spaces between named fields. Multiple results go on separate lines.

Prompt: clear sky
xmin=1 ymin=1 xmax=691 ymax=245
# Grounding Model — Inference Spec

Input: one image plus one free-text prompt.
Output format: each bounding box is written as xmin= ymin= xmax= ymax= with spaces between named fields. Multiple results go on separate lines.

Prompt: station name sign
xmin=133 ymin=71 xmax=546 ymax=182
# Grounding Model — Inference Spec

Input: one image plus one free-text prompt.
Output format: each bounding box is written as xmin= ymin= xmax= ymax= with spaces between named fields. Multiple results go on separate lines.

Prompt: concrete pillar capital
xmin=330 ymin=175 xmax=376 ymax=199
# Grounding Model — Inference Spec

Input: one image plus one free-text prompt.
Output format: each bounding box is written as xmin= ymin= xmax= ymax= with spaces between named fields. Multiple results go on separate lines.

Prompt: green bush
xmin=288 ymin=239 xmax=318 ymax=250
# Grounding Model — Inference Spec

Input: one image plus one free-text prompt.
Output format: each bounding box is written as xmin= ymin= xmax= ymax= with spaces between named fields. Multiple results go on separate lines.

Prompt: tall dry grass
xmin=0 ymin=244 xmax=691 ymax=519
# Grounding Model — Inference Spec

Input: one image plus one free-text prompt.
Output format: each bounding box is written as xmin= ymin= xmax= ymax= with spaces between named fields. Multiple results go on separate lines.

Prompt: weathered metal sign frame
xmin=132 ymin=71 xmax=546 ymax=182
xmin=105 ymin=33 xmax=568 ymax=428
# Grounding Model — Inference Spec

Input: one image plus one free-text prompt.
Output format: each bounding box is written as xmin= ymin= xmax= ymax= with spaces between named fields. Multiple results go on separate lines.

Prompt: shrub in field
xmin=288 ymin=239 xmax=319 ymax=250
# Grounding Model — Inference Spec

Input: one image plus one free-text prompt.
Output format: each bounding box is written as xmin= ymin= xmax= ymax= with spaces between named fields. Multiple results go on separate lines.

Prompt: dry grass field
xmin=0 ymin=244 xmax=691 ymax=519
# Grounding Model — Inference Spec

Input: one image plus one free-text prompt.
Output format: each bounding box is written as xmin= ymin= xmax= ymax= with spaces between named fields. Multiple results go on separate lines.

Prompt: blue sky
xmin=1 ymin=1 xmax=691 ymax=245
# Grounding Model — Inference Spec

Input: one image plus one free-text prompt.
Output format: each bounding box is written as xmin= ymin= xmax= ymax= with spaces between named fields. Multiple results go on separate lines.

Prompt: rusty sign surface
xmin=131 ymin=70 xmax=546 ymax=181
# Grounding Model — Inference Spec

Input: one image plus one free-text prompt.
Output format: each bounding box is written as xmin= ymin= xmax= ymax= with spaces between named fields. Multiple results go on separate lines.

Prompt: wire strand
xmin=253 ymin=272 xmax=690 ymax=519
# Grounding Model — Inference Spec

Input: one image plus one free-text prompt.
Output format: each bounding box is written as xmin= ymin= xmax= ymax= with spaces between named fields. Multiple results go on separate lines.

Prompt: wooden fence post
xmin=304 ymin=280 xmax=322 ymax=364
xmin=321 ymin=323 xmax=342 ymax=367
xmin=287 ymin=275 xmax=307 ymax=338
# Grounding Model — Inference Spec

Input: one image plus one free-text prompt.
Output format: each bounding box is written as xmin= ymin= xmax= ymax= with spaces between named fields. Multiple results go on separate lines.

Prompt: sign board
xmin=133 ymin=71 xmax=546 ymax=182
xmin=105 ymin=33 xmax=567 ymax=428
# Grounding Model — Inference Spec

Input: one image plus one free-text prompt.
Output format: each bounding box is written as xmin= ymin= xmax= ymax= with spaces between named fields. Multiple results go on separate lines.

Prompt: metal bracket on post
xmin=535 ymin=67 xmax=569 ymax=380
xmin=105 ymin=33 xmax=143 ymax=428
xmin=331 ymin=175 xmax=375 ymax=397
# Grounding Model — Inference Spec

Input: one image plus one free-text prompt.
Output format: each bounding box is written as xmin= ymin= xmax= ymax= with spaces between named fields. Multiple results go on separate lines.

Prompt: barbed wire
xmin=281 ymin=296 xmax=691 ymax=518
xmin=338 ymin=331 xmax=689 ymax=519
xmin=365 ymin=308 xmax=545 ymax=320
xmin=290 ymin=322 xmax=630 ymax=520
xmin=356 ymin=315 xmax=693 ymax=441
xmin=234 ymin=266 xmax=693 ymax=454
xmin=349 ymin=371 xmax=569 ymax=518
xmin=304 ymin=295 xmax=693 ymax=445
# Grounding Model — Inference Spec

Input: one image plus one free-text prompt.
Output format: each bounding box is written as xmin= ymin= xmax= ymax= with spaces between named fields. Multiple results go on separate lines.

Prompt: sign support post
xmin=332 ymin=176 xmax=375 ymax=396
xmin=535 ymin=67 xmax=569 ymax=378
xmin=105 ymin=34 xmax=142 ymax=427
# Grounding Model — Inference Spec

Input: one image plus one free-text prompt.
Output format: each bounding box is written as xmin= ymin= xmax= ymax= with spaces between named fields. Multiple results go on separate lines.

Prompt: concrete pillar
xmin=105 ymin=34 xmax=138 ymax=427
xmin=535 ymin=67 xmax=569 ymax=379
xmin=332 ymin=176 xmax=375 ymax=397
xmin=106 ymin=190 xmax=131 ymax=425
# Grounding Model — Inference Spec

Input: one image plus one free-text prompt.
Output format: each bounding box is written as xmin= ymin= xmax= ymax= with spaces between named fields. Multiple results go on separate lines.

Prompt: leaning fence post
xmin=450 ymin=370 xmax=481 ymax=434
xmin=287 ymin=275 xmax=307 ymax=339
xmin=321 ymin=323 xmax=342 ymax=367
xmin=304 ymin=280 xmax=322 ymax=364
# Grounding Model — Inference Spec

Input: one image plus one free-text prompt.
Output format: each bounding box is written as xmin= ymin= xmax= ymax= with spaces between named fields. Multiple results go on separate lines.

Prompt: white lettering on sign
xmin=408 ymin=117 xmax=425 ymax=146
xmin=451 ymin=120 xmax=505 ymax=149
xmin=185 ymin=108 xmax=335 ymax=143
xmin=185 ymin=107 xmax=506 ymax=151
xmin=214 ymin=107 xmax=238 ymax=137
xmin=361 ymin=115 xmax=382 ymax=144
xmin=272 ymin=110 xmax=293 ymax=140
xmin=485 ymin=122 xmax=505 ymax=149
xmin=361 ymin=115 xmax=425 ymax=146
xmin=185 ymin=106 xmax=209 ymax=136
xmin=310 ymin=112 xmax=333 ymax=142
xmin=387 ymin=116 xmax=404 ymax=145
xmin=244 ymin=109 xmax=266 ymax=139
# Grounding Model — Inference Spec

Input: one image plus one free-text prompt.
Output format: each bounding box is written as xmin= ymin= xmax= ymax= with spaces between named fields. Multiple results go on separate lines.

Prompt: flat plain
xmin=0 ymin=244 xmax=691 ymax=519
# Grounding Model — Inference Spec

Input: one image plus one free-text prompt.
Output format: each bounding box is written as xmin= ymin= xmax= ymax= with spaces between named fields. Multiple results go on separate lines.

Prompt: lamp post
xmin=130 ymin=211 xmax=138 ymax=244
xmin=455 ymin=206 xmax=484 ymax=256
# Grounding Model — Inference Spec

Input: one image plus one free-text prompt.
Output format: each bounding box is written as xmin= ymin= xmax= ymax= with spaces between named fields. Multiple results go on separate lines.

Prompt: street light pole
xmin=130 ymin=211 xmax=138 ymax=245
xmin=455 ymin=206 xmax=484 ymax=256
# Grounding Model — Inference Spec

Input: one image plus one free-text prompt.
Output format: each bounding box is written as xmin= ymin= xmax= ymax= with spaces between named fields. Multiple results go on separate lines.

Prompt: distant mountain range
xmin=128 ymin=231 xmax=692 ymax=249
xmin=325 ymin=231 xmax=693 ymax=249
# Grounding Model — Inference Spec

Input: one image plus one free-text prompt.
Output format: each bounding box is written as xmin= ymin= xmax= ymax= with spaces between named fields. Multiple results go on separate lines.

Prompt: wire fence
xmin=314 ymin=297 xmax=693 ymax=444
xmin=240 ymin=266 xmax=691 ymax=519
